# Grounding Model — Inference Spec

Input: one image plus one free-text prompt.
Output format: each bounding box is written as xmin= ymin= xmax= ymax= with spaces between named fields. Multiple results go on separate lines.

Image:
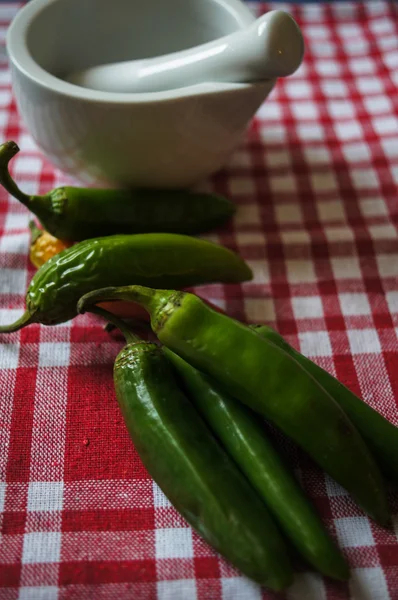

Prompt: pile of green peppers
xmin=1 ymin=140 xmax=397 ymax=591
xmin=74 ymin=285 xmax=398 ymax=590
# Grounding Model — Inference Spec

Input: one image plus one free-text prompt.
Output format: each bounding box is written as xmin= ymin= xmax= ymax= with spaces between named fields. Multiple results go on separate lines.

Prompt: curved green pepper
xmin=251 ymin=324 xmax=398 ymax=481
xmin=164 ymin=348 xmax=349 ymax=581
xmin=90 ymin=308 xmax=293 ymax=591
xmin=0 ymin=234 xmax=251 ymax=332
xmin=0 ymin=141 xmax=235 ymax=241
xmin=78 ymin=286 xmax=389 ymax=526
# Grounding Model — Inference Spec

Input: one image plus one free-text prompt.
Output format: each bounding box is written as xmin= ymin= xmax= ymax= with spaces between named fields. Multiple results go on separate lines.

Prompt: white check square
xmin=4 ymin=212 xmax=30 ymax=231
xmin=384 ymin=52 xmax=398 ymax=70
xmin=339 ymin=293 xmax=371 ymax=316
xmin=19 ymin=588 xmax=59 ymax=600
xmin=348 ymin=57 xmax=375 ymax=75
xmin=0 ymin=269 xmax=27 ymax=294
xmin=350 ymin=567 xmax=390 ymax=600
xmin=245 ymin=298 xmax=275 ymax=323
xmin=338 ymin=23 xmax=362 ymax=37
xmin=342 ymin=142 xmax=371 ymax=162
xmin=360 ymin=197 xmax=387 ymax=217
xmin=238 ymin=204 xmax=261 ymax=226
xmin=370 ymin=18 xmax=394 ymax=35
xmin=347 ymin=329 xmax=381 ymax=354
xmin=275 ymin=204 xmax=302 ymax=224
xmin=310 ymin=172 xmax=338 ymax=192
xmin=285 ymin=81 xmax=313 ymax=98
xmin=257 ymin=101 xmax=281 ymax=120
xmin=335 ymin=517 xmax=373 ymax=548
xmin=292 ymin=297 xmax=324 ymax=319
xmin=28 ymin=482 xmax=64 ymax=512
xmin=152 ymin=482 xmax=172 ymax=508
xmin=369 ymin=224 xmax=397 ymax=240
xmin=14 ymin=155 xmax=42 ymax=175
xmin=297 ymin=124 xmax=325 ymax=141
xmin=327 ymin=100 xmax=355 ymax=118
xmin=318 ymin=200 xmax=346 ymax=222
xmin=364 ymin=95 xmax=392 ymax=115
xmin=299 ymin=331 xmax=332 ymax=357
xmin=316 ymin=60 xmax=341 ymax=76
xmin=266 ymin=150 xmax=291 ymax=168
xmin=286 ymin=260 xmax=316 ymax=284
xmin=0 ymin=233 xmax=29 ymax=254
xmin=386 ymin=291 xmax=398 ymax=314
xmin=0 ymin=343 xmax=19 ymax=369
xmin=377 ymin=255 xmax=398 ymax=277
xmin=372 ymin=116 xmax=398 ymax=135
xmin=310 ymin=40 xmax=336 ymax=57
xmin=292 ymin=102 xmax=319 ymax=119
xmin=331 ymin=257 xmax=361 ymax=280
xmin=351 ymin=168 xmax=379 ymax=189
xmin=221 ymin=577 xmax=262 ymax=600
xmin=303 ymin=146 xmax=331 ymax=165
xmin=335 ymin=121 xmax=362 ymax=141
xmin=270 ymin=176 xmax=297 ymax=193
xmin=158 ymin=580 xmax=197 ymax=600
xmin=39 ymin=343 xmax=70 ymax=367
xmin=322 ymin=81 xmax=348 ymax=97
xmin=155 ymin=528 xmax=193 ymax=559
xmin=22 ymin=532 xmax=61 ymax=564
xmin=381 ymin=138 xmax=398 ymax=158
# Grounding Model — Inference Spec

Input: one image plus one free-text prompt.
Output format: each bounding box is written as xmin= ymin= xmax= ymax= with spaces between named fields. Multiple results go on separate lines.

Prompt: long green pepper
xmin=0 ymin=141 xmax=235 ymax=241
xmin=86 ymin=307 xmax=293 ymax=591
xmin=77 ymin=285 xmax=389 ymax=526
xmin=251 ymin=324 xmax=398 ymax=481
xmin=164 ymin=348 xmax=349 ymax=581
xmin=0 ymin=233 xmax=251 ymax=331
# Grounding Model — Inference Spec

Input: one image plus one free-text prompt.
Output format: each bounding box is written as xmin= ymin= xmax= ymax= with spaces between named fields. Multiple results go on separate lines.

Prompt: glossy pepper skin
xmin=101 ymin=322 xmax=293 ymax=590
xmin=78 ymin=286 xmax=389 ymax=526
xmin=251 ymin=324 xmax=398 ymax=482
xmin=0 ymin=234 xmax=251 ymax=332
xmin=165 ymin=348 xmax=349 ymax=581
xmin=0 ymin=141 xmax=235 ymax=241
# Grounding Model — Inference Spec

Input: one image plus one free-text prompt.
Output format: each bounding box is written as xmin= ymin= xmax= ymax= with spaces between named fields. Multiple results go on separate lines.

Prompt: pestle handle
xmin=66 ymin=10 xmax=304 ymax=94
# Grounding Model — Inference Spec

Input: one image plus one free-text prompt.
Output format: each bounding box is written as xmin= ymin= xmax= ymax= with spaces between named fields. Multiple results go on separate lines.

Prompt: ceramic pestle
xmin=65 ymin=10 xmax=304 ymax=93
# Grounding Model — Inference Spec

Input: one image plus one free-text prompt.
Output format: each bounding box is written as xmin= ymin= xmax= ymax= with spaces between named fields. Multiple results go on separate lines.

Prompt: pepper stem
xmin=77 ymin=286 xmax=172 ymax=316
xmin=0 ymin=310 xmax=36 ymax=333
xmin=78 ymin=301 xmax=139 ymax=345
xmin=77 ymin=285 xmax=185 ymax=335
xmin=29 ymin=220 xmax=43 ymax=244
xmin=0 ymin=141 xmax=33 ymax=207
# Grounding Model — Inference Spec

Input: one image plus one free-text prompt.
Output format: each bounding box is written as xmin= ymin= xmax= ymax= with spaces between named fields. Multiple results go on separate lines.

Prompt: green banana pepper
xmin=251 ymin=324 xmax=398 ymax=481
xmin=164 ymin=348 xmax=349 ymax=581
xmin=89 ymin=307 xmax=293 ymax=591
xmin=77 ymin=285 xmax=389 ymax=526
xmin=0 ymin=141 xmax=235 ymax=241
xmin=0 ymin=234 xmax=251 ymax=332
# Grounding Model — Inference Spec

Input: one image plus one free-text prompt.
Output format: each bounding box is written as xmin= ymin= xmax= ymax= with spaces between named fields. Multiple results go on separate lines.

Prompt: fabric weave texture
xmin=0 ymin=2 xmax=398 ymax=599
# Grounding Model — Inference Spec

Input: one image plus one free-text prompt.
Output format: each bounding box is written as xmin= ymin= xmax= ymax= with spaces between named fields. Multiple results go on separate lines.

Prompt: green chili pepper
xmin=0 ymin=141 xmax=235 ymax=241
xmin=251 ymin=324 xmax=398 ymax=482
xmin=84 ymin=306 xmax=293 ymax=591
xmin=77 ymin=286 xmax=389 ymax=526
xmin=0 ymin=234 xmax=251 ymax=332
xmin=164 ymin=348 xmax=349 ymax=581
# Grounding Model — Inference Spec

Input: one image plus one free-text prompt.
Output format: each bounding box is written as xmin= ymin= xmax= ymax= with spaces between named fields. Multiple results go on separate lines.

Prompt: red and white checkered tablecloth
xmin=1 ymin=1 xmax=398 ymax=599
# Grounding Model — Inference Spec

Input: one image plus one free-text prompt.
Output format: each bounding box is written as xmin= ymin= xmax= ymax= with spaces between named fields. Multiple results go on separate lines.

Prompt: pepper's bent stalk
xmin=77 ymin=303 xmax=139 ymax=345
xmin=0 ymin=311 xmax=37 ymax=333
xmin=77 ymin=286 xmax=178 ymax=322
xmin=29 ymin=220 xmax=42 ymax=244
xmin=0 ymin=141 xmax=32 ymax=206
